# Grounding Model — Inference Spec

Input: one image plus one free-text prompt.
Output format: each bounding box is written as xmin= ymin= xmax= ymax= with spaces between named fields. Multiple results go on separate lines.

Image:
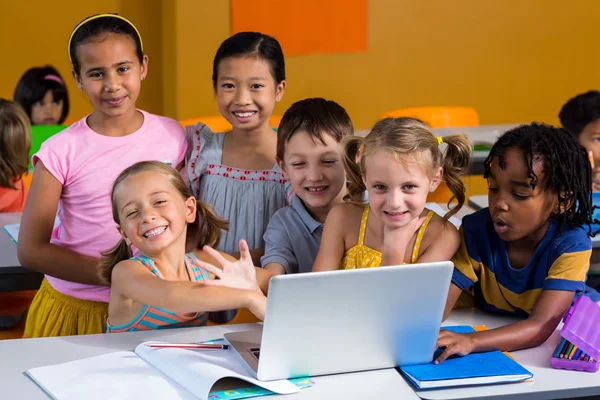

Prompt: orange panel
xmin=231 ymin=0 xmax=368 ymax=55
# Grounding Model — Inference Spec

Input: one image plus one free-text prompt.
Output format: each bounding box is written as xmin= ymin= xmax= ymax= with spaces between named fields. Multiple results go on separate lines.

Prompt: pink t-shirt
xmin=33 ymin=110 xmax=187 ymax=302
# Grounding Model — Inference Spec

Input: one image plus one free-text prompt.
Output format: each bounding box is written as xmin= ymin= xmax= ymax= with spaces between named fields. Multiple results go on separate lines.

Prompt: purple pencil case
xmin=550 ymin=296 xmax=600 ymax=372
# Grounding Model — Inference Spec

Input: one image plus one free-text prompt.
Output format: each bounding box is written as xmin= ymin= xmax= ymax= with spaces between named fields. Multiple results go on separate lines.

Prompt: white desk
xmin=4 ymin=311 xmax=600 ymax=399
xmin=419 ymin=309 xmax=600 ymax=400
xmin=0 ymin=213 xmax=43 ymax=292
xmin=0 ymin=323 xmax=420 ymax=400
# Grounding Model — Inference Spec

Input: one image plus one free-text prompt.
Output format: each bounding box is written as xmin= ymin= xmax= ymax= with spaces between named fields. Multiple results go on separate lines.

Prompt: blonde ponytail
xmin=440 ymin=133 xmax=472 ymax=218
xmin=342 ymin=135 xmax=367 ymax=202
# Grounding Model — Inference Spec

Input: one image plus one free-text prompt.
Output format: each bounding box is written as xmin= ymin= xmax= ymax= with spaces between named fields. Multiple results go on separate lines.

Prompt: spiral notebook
xmin=399 ymin=326 xmax=533 ymax=389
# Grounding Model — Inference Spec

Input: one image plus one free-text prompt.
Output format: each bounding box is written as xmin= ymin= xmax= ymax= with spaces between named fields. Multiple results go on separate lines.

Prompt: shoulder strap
xmin=131 ymin=255 xmax=162 ymax=278
xmin=411 ymin=210 xmax=436 ymax=263
xmin=357 ymin=206 xmax=370 ymax=245
xmin=185 ymin=253 xmax=209 ymax=281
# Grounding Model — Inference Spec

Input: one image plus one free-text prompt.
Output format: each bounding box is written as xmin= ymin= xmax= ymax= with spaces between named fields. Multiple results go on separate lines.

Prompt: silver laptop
xmin=224 ymin=262 xmax=453 ymax=381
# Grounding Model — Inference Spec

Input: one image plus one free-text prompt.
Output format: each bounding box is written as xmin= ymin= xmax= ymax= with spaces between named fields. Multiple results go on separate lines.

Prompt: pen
xmin=145 ymin=343 xmax=230 ymax=349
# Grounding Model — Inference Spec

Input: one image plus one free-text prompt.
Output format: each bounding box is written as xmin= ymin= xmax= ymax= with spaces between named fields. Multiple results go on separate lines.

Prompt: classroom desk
xmin=0 ymin=323 xmax=420 ymax=400
xmin=419 ymin=308 xmax=600 ymax=400
xmin=3 ymin=309 xmax=600 ymax=399
xmin=0 ymin=213 xmax=42 ymax=292
xmin=356 ymin=123 xmax=520 ymax=175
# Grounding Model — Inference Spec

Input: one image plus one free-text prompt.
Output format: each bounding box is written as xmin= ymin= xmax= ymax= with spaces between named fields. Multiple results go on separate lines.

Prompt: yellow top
xmin=340 ymin=207 xmax=435 ymax=270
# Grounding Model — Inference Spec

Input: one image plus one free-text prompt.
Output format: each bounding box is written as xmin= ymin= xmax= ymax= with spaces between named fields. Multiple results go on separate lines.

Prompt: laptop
xmin=224 ymin=262 xmax=453 ymax=381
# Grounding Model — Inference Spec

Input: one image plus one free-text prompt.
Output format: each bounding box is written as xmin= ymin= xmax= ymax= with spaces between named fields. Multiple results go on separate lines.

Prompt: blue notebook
xmin=399 ymin=326 xmax=533 ymax=389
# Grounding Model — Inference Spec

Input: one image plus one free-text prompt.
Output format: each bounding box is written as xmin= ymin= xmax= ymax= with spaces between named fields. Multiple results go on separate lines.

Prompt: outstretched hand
xmin=434 ymin=328 xmax=476 ymax=364
xmin=193 ymin=239 xmax=261 ymax=293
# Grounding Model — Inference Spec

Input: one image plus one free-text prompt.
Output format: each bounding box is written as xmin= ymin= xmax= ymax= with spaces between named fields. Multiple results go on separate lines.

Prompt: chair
xmin=380 ymin=106 xmax=479 ymax=128
xmin=179 ymin=116 xmax=282 ymax=132
xmin=179 ymin=116 xmax=232 ymax=132
xmin=380 ymin=106 xmax=482 ymax=203
xmin=22 ymin=172 xmax=33 ymax=190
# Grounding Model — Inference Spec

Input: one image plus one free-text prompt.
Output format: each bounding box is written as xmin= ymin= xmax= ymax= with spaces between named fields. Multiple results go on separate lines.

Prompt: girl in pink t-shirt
xmin=17 ymin=14 xmax=187 ymax=338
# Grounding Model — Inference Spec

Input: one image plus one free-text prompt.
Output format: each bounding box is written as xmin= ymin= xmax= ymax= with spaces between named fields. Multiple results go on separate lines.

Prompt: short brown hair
xmin=0 ymin=99 xmax=31 ymax=189
xmin=276 ymin=98 xmax=353 ymax=160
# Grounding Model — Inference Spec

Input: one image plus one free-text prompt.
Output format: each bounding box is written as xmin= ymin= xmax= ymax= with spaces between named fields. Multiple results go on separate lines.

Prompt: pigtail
xmin=99 ymin=239 xmax=133 ymax=284
xmin=440 ymin=133 xmax=472 ymax=218
xmin=342 ymin=136 xmax=367 ymax=203
xmin=190 ymin=201 xmax=229 ymax=250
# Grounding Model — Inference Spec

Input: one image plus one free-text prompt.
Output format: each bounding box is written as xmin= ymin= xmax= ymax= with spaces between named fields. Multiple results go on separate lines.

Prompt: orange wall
xmin=2 ymin=1 xmax=600 ymax=129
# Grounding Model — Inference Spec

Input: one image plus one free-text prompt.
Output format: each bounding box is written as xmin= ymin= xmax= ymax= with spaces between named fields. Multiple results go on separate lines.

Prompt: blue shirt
xmin=452 ymin=208 xmax=599 ymax=317
xmin=260 ymin=194 xmax=323 ymax=274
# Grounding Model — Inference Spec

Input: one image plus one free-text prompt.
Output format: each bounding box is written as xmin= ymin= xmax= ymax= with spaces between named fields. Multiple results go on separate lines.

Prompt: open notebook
xmin=399 ymin=326 xmax=533 ymax=389
xmin=25 ymin=341 xmax=313 ymax=400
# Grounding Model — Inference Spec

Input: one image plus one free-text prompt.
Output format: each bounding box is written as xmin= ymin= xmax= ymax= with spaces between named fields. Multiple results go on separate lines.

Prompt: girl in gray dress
xmin=184 ymin=32 xmax=289 ymax=267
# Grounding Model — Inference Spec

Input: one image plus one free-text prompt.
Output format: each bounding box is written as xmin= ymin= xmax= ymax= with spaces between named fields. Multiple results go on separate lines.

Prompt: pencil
xmin=573 ymin=349 xmax=582 ymax=361
xmin=145 ymin=343 xmax=230 ymax=349
xmin=561 ymin=342 xmax=573 ymax=358
xmin=590 ymin=150 xmax=595 ymax=169
xmin=568 ymin=345 xmax=578 ymax=360
xmin=554 ymin=338 xmax=567 ymax=358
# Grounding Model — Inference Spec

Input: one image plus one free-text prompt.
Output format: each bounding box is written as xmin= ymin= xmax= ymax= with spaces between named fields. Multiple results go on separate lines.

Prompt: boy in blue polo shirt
xmin=260 ymin=98 xmax=353 ymax=278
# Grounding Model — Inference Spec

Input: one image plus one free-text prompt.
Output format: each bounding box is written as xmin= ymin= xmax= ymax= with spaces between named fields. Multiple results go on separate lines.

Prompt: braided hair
xmin=483 ymin=123 xmax=593 ymax=234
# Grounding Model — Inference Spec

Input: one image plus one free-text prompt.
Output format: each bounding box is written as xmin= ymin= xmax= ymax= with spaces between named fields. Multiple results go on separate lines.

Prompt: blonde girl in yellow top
xmin=312 ymin=117 xmax=472 ymax=271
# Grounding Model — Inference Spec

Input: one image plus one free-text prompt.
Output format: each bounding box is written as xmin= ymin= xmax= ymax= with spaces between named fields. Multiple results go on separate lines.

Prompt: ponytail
xmin=440 ymin=133 xmax=472 ymax=218
xmin=187 ymin=201 xmax=229 ymax=251
xmin=342 ymin=135 xmax=367 ymax=203
xmin=99 ymin=238 xmax=132 ymax=284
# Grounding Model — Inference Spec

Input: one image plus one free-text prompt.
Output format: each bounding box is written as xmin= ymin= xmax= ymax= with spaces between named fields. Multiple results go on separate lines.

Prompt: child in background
xmin=0 ymin=99 xmax=32 ymax=330
xmin=559 ymin=90 xmax=600 ymax=191
xmin=313 ymin=117 xmax=472 ymax=271
xmin=17 ymin=14 xmax=188 ymax=337
xmin=14 ymin=65 xmax=69 ymax=125
xmin=0 ymin=99 xmax=31 ymax=213
xmin=103 ymin=162 xmax=266 ymax=332
xmin=184 ymin=32 xmax=287 ymax=266
xmin=437 ymin=124 xmax=600 ymax=364
xmin=261 ymin=98 xmax=352 ymax=278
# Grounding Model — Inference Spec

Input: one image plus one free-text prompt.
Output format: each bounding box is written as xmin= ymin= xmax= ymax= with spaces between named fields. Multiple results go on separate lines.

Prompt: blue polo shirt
xmin=260 ymin=194 xmax=323 ymax=274
xmin=452 ymin=208 xmax=599 ymax=317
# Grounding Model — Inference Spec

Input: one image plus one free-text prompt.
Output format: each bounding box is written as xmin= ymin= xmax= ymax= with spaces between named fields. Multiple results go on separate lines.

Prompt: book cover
xmin=399 ymin=326 xmax=533 ymax=389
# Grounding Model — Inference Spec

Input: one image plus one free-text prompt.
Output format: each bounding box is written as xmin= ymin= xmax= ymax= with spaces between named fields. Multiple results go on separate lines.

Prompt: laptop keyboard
xmin=250 ymin=347 xmax=261 ymax=359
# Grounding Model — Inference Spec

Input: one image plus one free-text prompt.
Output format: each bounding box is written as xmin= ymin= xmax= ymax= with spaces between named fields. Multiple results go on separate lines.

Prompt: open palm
xmin=194 ymin=239 xmax=260 ymax=292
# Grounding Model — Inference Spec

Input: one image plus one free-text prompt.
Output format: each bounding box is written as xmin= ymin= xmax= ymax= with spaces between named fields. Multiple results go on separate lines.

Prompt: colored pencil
xmin=145 ymin=343 xmax=229 ymax=349
xmin=568 ymin=345 xmax=578 ymax=360
xmin=573 ymin=349 xmax=582 ymax=361
xmin=554 ymin=338 xmax=567 ymax=358
xmin=561 ymin=342 xmax=574 ymax=358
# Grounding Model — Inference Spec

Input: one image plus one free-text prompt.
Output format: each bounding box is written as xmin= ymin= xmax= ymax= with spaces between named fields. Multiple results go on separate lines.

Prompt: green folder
xmin=29 ymin=125 xmax=67 ymax=169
